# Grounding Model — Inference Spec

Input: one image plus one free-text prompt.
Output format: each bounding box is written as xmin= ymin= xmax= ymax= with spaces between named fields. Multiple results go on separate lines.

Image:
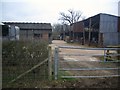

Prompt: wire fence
xmin=2 ymin=40 xmax=49 ymax=88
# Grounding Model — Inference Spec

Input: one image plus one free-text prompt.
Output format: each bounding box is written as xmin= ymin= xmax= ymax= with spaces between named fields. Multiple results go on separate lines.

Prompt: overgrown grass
xmin=2 ymin=40 xmax=49 ymax=88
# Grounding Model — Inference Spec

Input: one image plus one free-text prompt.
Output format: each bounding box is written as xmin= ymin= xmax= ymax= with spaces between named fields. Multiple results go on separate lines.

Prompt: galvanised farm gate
xmin=53 ymin=46 xmax=120 ymax=80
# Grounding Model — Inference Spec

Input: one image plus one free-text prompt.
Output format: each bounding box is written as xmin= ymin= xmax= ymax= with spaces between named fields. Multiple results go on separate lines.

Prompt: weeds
xmin=2 ymin=40 xmax=48 ymax=88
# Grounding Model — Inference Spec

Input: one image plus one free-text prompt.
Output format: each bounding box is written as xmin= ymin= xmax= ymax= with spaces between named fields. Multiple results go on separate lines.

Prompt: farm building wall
xmin=99 ymin=14 xmax=118 ymax=33
xmin=71 ymin=21 xmax=84 ymax=32
xmin=2 ymin=24 xmax=20 ymax=41
xmin=3 ymin=22 xmax=52 ymax=43
xmin=70 ymin=21 xmax=84 ymax=41
xmin=103 ymin=32 xmax=119 ymax=46
xmin=99 ymin=14 xmax=119 ymax=46
xmin=20 ymin=29 xmax=51 ymax=41
xmin=118 ymin=17 xmax=120 ymax=32
xmin=63 ymin=13 xmax=120 ymax=46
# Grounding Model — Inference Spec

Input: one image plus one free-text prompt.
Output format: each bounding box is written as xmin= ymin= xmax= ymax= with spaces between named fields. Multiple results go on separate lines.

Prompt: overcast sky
xmin=1 ymin=0 xmax=120 ymax=24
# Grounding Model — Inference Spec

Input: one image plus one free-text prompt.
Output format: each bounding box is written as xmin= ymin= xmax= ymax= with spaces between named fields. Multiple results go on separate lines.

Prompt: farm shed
xmin=3 ymin=22 xmax=52 ymax=43
xmin=71 ymin=13 xmax=120 ymax=46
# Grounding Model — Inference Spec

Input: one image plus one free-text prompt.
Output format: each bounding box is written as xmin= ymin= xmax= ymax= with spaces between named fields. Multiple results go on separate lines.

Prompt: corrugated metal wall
xmin=99 ymin=14 xmax=119 ymax=46
xmin=9 ymin=25 xmax=19 ymax=40
xmin=103 ymin=32 xmax=119 ymax=46
xmin=100 ymin=14 xmax=118 ymax=33
xmin=118 ymin=17 xmax=120 ymax=32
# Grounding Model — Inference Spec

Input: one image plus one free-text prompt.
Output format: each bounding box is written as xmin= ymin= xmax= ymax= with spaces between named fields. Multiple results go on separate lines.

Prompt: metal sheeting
xmin=9 ymin=25 xmax=19 ymax=40
xmin=3 ymin=22 xmax=52 ymax=30
xmin=100 ymin=14 xmax=118 ymax=33
xmin=83 ymin=14 xmax=100 ymax=29
xmin=99 ymin=14 xmax=119 ymax=46
xmin=103 ymin=32 xmax=120 ymax=46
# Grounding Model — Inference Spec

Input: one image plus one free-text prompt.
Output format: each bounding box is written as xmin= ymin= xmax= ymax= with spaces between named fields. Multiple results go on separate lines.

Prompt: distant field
xmin=2 ymin=40 xmax=49 ymax=88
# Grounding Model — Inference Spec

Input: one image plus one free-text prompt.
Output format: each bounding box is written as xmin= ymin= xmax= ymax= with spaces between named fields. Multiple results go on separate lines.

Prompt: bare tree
xmin=59 ymin=9 xmax=82 ymax=25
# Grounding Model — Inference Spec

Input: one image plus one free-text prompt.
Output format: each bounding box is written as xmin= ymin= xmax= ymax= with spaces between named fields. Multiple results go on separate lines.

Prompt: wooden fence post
xmin=54 ymin=47 xmax=59 ymax=80
xmin=104 ymin=49 xmax=106 ymax=62
xmin=48 ymin=45 xmax=52 ymax=80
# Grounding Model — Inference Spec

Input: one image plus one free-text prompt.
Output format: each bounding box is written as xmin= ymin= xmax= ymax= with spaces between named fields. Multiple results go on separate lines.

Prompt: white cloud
xmin=1 ymin=0 xmax=119 ymax=24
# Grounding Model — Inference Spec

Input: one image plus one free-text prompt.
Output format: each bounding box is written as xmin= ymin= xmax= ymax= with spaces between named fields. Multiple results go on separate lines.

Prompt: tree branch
xmin=59 ymin=9 xmax=83 ymax=25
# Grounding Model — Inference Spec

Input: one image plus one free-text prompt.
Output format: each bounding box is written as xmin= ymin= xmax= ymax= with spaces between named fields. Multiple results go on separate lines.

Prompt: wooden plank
xmin=48 ymin=45 xmax=52 ymax=80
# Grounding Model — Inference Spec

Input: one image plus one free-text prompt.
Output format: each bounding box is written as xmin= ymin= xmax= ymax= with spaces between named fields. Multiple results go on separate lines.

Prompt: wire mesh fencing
xmin=2 ymin=40 xmax=49 ymax=88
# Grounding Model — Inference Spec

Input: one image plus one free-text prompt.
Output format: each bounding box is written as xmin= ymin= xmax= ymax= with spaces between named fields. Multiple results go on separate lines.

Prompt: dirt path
xmin=50 ymin=40 xmax=119 ymax=88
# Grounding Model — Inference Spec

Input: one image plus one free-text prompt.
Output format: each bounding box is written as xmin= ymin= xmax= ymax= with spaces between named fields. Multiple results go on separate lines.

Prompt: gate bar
xmin=61 ymin=75 xmax=120 ymax=78
xmin=60 ymin=54 xmax=120 ymax=56
xmin=59 ymin=46 xmax=120 ymax=50
xmin=60 ymin=60 xmax=120 ymax=63
xmin=60 ymin=67 xmax=120 ymax=71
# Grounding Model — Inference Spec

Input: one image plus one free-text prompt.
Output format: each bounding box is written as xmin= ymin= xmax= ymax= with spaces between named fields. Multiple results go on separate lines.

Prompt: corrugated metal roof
xmin=2 ymin=22 xmax=52 ymax=30
xmin=82 ymin=13 xmax=119 ymax=31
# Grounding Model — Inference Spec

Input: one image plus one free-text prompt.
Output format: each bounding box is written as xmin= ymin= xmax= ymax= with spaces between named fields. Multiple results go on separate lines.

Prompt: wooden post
xmin=104 ymin=49 xmax=106 ymax=62
xmin=117 ymin=48 xmax=120 ymax=60
xmin=54 ymin=47 xmax=59 ymax=80
xmin=83 ymin=23 xmax=85 ymax=45
xmin=89 ymin=18 xmax=91 ymax=46
xmin=48 ymin=45 xmax=52 ymax=80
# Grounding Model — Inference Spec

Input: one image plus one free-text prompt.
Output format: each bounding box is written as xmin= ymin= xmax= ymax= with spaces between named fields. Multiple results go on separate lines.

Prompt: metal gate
xmin=53 ymin=46 xmax=120 ymax=80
